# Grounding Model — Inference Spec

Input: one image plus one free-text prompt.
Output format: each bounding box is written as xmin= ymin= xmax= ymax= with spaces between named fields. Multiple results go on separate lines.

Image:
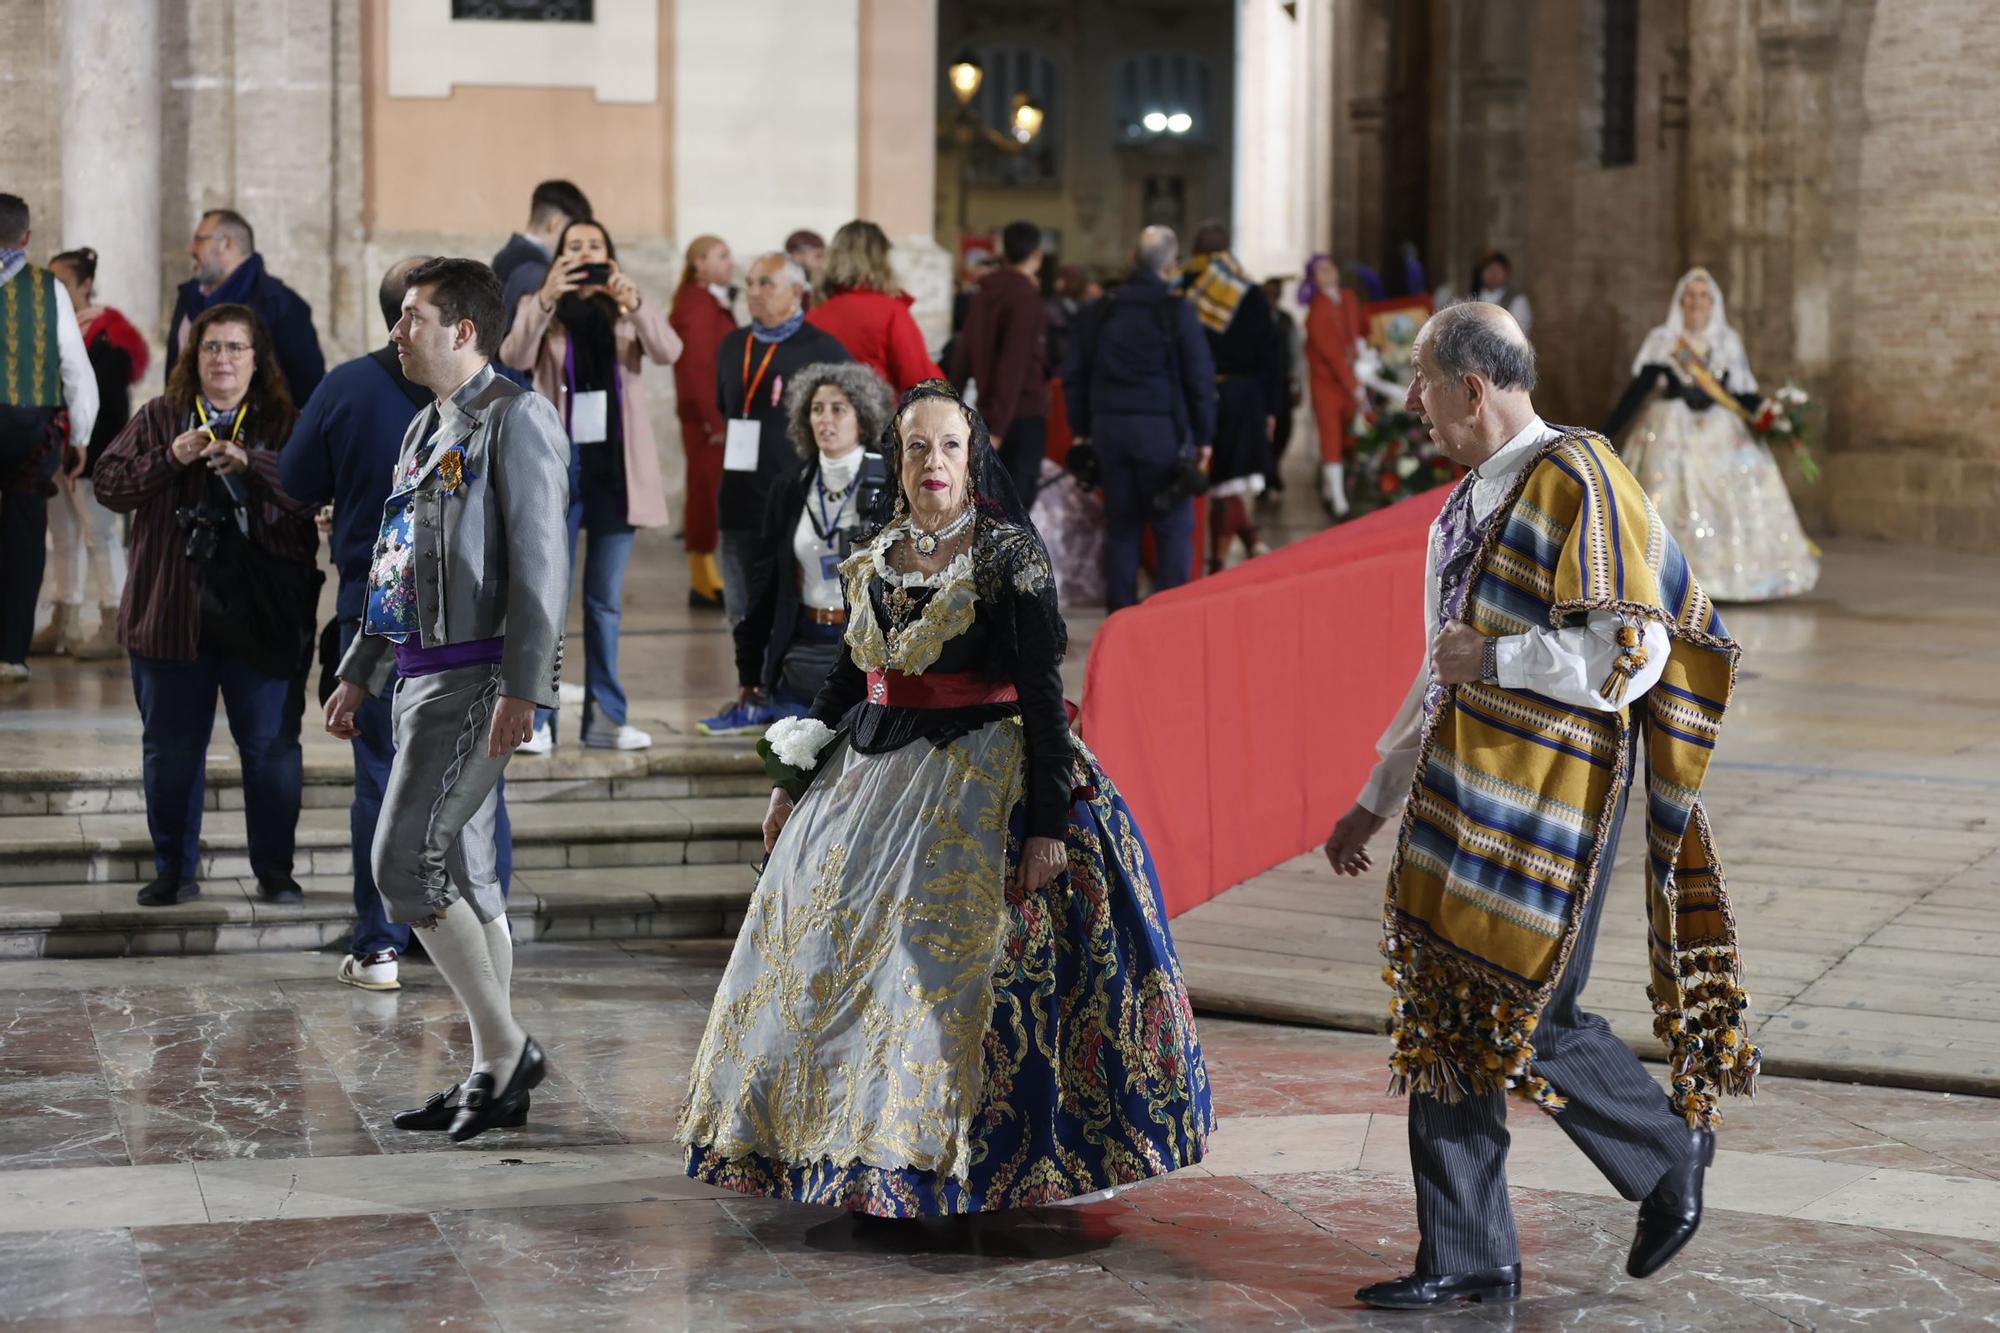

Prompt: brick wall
xmin=1827 ymin=1 xmax=2000 ymax=550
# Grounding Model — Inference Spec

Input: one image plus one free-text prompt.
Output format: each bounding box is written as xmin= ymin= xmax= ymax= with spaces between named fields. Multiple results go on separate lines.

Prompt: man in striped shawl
xmin=1324 ymin=303 xmax=1759 ymax=1310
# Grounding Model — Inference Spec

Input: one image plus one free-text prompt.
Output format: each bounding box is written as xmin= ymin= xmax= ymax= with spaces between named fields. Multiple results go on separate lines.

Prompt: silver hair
xmin=1137 ymin=225 xmax=1179 ymax=274
xmin=1424 ymin=302 xmax=1538 ymax=392
xmin=783 ymin=360 xmax=896 ymax=460
xmin=751 ymin=250 xmax=808 ymax=292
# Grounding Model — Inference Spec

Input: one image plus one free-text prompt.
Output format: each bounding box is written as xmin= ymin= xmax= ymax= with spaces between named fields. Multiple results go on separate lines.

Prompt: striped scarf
xmin=1179 ymin=251 xmax=1252 ymax=335
xmin=1381 ymin=428 xmax=1759 ymax=1129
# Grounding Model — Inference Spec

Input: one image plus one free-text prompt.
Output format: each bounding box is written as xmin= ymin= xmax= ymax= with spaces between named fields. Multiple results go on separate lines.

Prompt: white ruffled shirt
xmin=1357 ymin=416 xmax=1671 ymax=818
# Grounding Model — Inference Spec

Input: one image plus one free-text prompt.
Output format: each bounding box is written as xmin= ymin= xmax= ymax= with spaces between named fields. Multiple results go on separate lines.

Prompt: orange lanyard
xmin=739 ymin=338 xmax=778 ymax=416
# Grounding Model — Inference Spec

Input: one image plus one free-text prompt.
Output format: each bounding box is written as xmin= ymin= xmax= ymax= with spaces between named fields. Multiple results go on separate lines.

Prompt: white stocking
xmin=418 ymin=905 xmax=526 ymax=1082
xmin=1323 ymin=461 xmax=1351 ymax=516
xmin=483 ymin=914 xmax=514 ymax=998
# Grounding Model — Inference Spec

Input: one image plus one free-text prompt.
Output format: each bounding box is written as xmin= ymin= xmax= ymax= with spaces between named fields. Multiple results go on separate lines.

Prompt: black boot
xmin=450 ymin=1037 xmax=547 ymax=1143
xmin=1628 ymin=1127 xmax=1716 ymax=1278
xmin=136 ymin=875 xmax=199 ymax=906
xmin=1356 ymin=1265 xmax=1521 ymax=1310
xmin=256 ymin=875 xmax=304 ymax=904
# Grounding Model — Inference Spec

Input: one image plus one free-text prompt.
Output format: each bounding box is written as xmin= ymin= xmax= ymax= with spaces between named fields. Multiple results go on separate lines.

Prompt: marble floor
xmin=3 ymin=942 xmax=2000 ymax=1330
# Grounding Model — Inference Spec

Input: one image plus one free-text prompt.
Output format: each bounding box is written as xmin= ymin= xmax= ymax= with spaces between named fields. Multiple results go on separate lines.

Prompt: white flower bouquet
xmin=757 ymin=717 xmax=838 ymax=801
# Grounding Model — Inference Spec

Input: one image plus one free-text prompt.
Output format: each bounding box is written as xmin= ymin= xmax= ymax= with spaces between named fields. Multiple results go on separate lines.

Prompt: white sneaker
xmin=558 ymin=682 xmax=585 ymax=706
xmin=0 ymin=662 xmax=28 ymax=684
xmin=583 ymin=722 xmax=652 ymax=751
xmin=337 ymin=950 xmax=401 ymax=991
xmin=518 ymin=722 xmax=554 ymax=755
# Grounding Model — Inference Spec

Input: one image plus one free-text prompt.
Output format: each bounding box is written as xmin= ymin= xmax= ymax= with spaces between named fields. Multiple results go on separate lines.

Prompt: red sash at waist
xmin=865 ymin=669 xmax=1019 ymax=710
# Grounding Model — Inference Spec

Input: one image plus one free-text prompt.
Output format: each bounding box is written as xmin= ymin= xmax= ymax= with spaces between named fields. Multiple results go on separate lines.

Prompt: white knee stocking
xmin=419 ymin=905 xmax=526 ymax=1081
xmin=482 ymin=913 xmax=514 ymax=998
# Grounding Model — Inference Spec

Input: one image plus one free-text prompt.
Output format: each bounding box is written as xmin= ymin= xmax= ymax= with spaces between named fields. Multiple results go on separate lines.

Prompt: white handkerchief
xmin=724 ymin=418 xmax=763 ymax=472
xmin=570 ymin=389 xmax=609 ymax=445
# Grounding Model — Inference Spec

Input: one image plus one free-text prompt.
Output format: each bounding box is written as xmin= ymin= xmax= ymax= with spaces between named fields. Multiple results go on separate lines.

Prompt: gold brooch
xmin=437 ymin=448 xmax=466 ymax=495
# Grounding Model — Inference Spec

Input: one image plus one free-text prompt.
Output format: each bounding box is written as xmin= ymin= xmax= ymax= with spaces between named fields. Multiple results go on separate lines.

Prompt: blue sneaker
xmin=698 ymin=699 xmax=778 ymax=736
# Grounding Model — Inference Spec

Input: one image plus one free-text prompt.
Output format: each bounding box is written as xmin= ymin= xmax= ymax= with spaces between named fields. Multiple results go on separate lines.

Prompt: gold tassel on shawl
xmin=1597 ymin=620 xmax=1650 ymax=708
xmin=1650 ymin=947 xmax=1761 ymax=1128
xmin=1380 ymin=929 xmax=1568 ymax=1114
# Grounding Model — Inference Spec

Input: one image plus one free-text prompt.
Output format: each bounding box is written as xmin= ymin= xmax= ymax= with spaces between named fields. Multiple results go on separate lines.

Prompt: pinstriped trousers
xmin=1408 ymin=760 xmax=1696 ymax=1274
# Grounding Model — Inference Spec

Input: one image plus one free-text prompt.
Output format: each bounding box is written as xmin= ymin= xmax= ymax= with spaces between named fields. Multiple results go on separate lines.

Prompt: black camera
xmin=573 ymin=261 xmax=612 ymax=286
xmin=175 ymin=503 xmax=229 ymax=564
xmin=1151 ymin=450 xmax=1210 ymax=514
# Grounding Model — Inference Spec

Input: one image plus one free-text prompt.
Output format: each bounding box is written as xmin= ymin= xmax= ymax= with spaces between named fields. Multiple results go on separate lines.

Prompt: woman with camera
xmin=699 ymin=361 xmax=894 ymax=735
xmin=500 ymin=219 xmax=682 ymax=752
xmin=94 ymin=304 xmax=318 ymax=907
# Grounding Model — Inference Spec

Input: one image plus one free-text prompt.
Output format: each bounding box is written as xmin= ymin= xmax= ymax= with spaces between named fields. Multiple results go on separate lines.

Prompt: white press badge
xmin=570 ymin=389 xmax=609 ymax=445
xmin=724 ymin=418 xmax=762 ymax=472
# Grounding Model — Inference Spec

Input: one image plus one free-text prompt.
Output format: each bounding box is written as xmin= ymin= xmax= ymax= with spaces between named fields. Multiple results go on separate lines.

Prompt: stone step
xmin=0 ymin=864 xmax=756 ymax=960
xmin=0 ymin=736 xmax=768 ymax=816
xmin=0 ymin=795 xmax=770 ymax=886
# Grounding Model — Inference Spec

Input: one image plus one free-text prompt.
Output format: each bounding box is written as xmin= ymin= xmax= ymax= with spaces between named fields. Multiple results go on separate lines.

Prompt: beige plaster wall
xmin=361 ymin=0 xmax=675 ymax=239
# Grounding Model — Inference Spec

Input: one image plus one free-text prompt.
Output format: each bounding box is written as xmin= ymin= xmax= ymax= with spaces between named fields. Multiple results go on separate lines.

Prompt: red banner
xmin=1078 ymin=489 xmax=1447 ymax=916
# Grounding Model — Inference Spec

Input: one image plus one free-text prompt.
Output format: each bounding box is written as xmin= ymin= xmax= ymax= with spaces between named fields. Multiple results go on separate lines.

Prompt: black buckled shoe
xmin=1628 ymin=1127 xmax=1716 ymax=1279
xmin=449 ymin=1037 xmax=547 ymax=1143
xmin=392 ymin=1082 xmax=529 ymax=1132
xmin=137 ymin=875 xmax=199 ymax=906
xmin=1356 ymin=1265 xmax=1521 ymax=1310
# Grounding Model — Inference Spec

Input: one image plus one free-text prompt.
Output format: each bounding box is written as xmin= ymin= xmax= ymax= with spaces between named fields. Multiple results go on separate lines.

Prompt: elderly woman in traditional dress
xmin=1604 ymin=267 xmax=1818 ymax=601
xmin=699 ymin=361 xmax=895 ymax=734
xmin=677 ymin=379 xmax=1212 ymax=1217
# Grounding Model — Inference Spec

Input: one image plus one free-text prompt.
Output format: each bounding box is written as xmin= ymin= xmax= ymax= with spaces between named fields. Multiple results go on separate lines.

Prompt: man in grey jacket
xmin=323 ymin=257 xmax=569 ymax=1143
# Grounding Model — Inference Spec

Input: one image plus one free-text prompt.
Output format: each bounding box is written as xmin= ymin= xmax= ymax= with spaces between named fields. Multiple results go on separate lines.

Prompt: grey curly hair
xmin=783 ymin=361 xmax=896 ymax=460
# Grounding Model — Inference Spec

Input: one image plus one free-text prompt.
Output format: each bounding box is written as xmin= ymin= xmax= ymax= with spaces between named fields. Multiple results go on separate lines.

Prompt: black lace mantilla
xmin=969 ymin=516 xmax=1066 ymax=682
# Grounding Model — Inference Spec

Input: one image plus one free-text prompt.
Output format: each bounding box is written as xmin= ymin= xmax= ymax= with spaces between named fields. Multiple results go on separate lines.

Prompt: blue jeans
xmin=340 ymin=617 xmax=512 ymax=956
xmin=533 ymin=494 xmax=637 ymax=739
xmin=129 ymin=648 xmax=304 ymax=883
xmin=1095 ymin=413 xmax=1195 ymax=612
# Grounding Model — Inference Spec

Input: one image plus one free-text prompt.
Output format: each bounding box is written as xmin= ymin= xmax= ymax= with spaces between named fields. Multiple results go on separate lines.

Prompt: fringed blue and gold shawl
xmin=1381 ymin=428 xmax=1760 ymax=1128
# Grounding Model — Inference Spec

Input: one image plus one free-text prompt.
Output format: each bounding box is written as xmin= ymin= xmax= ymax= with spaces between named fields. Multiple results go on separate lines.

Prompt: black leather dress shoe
xmin=256 ymin=876 xmax=305 ymax=904
xmin=136 ymin=875 xmax=199 ymax=906
xmin=1629 ymin=1127 xmax=1716 ymax=1278
xmin=450 ymin=1037 xmax=547 ymax=1143
xmin=1356 ymin=1265 xmax=1521 ymax=1310
xmin=392 ymin=1082 xmax=529 ymax=1132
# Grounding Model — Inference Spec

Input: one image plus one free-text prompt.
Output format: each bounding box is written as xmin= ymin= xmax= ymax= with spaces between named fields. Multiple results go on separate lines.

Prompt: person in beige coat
xmin=499 ymin=220 xmax=681 ymax=752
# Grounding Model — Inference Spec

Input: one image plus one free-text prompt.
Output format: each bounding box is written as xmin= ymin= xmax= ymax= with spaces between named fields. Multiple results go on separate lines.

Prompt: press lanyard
xmin=193 ymin=398 xmax=247 ymax=443
xmin=739 ymin=338 xmax=778 ymax=416
xmin=807 ymin=476 xmax=850 ymax=545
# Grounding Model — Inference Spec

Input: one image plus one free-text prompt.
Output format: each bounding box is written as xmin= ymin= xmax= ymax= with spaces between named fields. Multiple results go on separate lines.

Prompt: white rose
xmin=1395 ymin=455 xmax=1420 ymax=479
xmin=764 ymin=717 xmax=834 ymax=771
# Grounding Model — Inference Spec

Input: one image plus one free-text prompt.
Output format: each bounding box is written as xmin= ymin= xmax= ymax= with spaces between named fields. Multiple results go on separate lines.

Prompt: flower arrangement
xmin=1750 ymin=383 xmax=1819 ymax=483
xmin=757 ymin=717 xmax=837 ymax=801
xmin=1343 ymin=409 xmax=1460 ymax=518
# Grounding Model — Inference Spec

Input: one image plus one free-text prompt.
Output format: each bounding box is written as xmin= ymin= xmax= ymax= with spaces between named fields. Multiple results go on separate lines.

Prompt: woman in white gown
xmin=1605 ymin=267 xmax=1818 ymax=602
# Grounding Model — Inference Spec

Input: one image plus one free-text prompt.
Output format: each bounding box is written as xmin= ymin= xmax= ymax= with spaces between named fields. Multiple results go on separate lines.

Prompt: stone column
xmin=858 ymin=0 xmax=949 ymax=348
xmin=673 ymin=0 xmax=860 ymax=258
xmin=60 ymin=0 xmax=162 ymax=336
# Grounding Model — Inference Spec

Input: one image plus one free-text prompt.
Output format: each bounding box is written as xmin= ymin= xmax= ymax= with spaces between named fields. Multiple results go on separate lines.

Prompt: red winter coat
xmin=806 ymin=288 xmax=942 ymax=394
xmin=668 ymin=283 xmax=736 ymax=447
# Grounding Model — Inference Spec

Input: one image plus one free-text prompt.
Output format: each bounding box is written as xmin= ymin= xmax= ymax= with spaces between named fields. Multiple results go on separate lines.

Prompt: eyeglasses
xmin=192 ymin=232 xmax=222 ymax=246
xmin=199 ymin=340 xmax=253 ymax=359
